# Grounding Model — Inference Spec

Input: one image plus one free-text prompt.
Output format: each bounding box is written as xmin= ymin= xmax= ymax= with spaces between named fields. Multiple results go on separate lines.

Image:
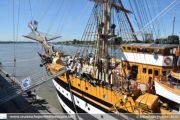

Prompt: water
xmin=0 ymin=43 xmax=122 ymax=112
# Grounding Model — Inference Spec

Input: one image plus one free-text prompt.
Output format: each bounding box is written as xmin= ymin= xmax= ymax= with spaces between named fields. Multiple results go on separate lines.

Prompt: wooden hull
xmin=154 ymin=79 xmax=180 ymax=104
xmin=52 ymin=78 xmax=136 ymax=120
xmin=48 ymin=64 xmax=173 ymax=116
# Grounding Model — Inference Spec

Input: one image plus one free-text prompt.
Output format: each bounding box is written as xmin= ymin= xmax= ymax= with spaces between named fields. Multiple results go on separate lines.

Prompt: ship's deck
xmin=122 ymin=43 xmax=180 ymax=48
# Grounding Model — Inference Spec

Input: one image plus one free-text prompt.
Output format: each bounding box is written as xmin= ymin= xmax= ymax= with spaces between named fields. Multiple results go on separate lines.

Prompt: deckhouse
xmin=120 ymin=43 xmax=180 ymax=83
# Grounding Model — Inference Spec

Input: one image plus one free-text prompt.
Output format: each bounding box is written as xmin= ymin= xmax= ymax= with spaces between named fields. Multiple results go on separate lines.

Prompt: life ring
xmin=164 ymin=57 xmax=171 ymax=64
xmin=132 ymin=81 xmax=138 ymax=90
xmin=121 ymin=78 xmax=126 ymax=85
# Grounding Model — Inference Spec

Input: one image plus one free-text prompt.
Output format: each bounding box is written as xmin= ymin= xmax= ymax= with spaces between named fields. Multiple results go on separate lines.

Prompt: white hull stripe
xmin=56 ymin=93 xmax=83 ymax=120
xmin=53 ymin=79 xmax=118 ymax=120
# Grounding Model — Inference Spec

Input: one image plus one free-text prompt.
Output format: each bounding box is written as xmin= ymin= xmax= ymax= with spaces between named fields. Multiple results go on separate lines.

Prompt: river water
xmin=0 ymin=43 xmax=122 ymax=112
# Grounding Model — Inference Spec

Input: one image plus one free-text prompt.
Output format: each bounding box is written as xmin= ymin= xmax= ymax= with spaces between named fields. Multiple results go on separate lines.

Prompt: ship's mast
xmin=93 ymin=11 xmax=103 ymax=78
xmin=92 ymin=0 xmax=135 ymax=59
xmin=91 ymin=0 xmax=134 ymax=81
xmin=102 ymin=0 xmax=107 ymax=58
xmin=171 ymin=8 xmax=176 ymax=43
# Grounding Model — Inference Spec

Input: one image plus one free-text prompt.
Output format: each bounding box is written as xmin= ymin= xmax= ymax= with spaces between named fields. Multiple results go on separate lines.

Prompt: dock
xmin=0 ymin=67 xmax=71 ymax=120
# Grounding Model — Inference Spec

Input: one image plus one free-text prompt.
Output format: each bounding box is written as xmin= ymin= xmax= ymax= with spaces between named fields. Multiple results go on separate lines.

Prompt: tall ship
xmin=23 ymin=0 xmax=180 ymax=119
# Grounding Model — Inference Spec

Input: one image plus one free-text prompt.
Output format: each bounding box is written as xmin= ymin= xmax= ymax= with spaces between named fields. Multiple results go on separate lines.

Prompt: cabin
xmin=120 ymin=43 xmax=180 ymax=84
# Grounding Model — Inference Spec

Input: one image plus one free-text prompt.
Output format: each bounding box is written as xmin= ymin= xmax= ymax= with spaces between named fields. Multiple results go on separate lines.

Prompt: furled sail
xmin=23 ymin=31 xmax=61 ymax=42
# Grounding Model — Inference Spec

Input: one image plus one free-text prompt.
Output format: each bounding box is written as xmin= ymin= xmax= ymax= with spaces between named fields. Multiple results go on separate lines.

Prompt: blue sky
xmin=0 ymin=0 xmax=180 ymax=42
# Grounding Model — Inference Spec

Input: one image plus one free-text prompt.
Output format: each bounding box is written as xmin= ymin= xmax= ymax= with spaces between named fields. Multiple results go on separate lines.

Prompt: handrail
xmin=0 ymin=69 xmax=67 ymax=105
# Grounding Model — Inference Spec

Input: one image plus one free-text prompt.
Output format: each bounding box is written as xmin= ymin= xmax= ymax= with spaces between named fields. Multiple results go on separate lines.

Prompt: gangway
xmin=0 ymin=69 xmax=67 ymax=105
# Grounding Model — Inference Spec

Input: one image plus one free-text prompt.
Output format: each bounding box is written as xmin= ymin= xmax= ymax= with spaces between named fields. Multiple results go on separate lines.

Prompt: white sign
xmin=0 ymin=114 xmax=7 ymax=119
xmin=20 ymin=77 xmax=31 ymax=90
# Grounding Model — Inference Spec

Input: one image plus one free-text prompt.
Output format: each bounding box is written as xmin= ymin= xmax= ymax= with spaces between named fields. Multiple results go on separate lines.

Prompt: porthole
xmin=101 ymin=115 xmax=103 ymax=119
xmin=77 ymin=101 xmax=79 ymax=104
xmin=127 ymin=47 xmax=131 ymax=50
xmin=78 ymin=84 xmax=80 ymax=87
xmin=88 ymin=107 xmax=90 ymax=111
xmin=122 ymin=46 xmax=126 ymax=50
xmin=66 ymin=93 xmax=68 ymax=96
xmin=132 ymin=47 xmax=136 ymax=51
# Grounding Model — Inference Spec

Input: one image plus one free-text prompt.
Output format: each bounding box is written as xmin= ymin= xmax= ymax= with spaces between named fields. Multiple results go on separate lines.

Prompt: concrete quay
xmin=0 ymin=67 xmax=71 ymax=120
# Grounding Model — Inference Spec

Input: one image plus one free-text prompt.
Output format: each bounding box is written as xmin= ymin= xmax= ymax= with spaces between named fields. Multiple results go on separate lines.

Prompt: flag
xmin=34 ymin=20 xmax=38 ymax=25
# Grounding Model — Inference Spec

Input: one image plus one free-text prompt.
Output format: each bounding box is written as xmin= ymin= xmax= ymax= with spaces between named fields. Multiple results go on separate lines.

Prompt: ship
xmin=23 ymin=0 xmax=180 ymax=119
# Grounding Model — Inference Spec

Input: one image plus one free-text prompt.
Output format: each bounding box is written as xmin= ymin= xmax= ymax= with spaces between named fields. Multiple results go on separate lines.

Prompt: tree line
xmin=55 ymin=35 xmax=179 ymax=45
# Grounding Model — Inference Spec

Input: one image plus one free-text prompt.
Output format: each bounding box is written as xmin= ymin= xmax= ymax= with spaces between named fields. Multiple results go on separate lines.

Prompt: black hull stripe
xmin=54 ymin=78 xmax=144 ymax=120
xmin=54 ymin=78 xmax=130 ymax=113
xmin=54 ymin=78 xmax=113 ymax=108
xmin=55 ymin=87 xmax=99 ymax=120
xmin=54 ymin=78 xmax=109 ymax=112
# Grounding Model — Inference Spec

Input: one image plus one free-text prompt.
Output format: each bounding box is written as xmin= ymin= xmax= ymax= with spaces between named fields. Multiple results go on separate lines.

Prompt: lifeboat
xmin=168 ymin=70 xmax=180 ymax=83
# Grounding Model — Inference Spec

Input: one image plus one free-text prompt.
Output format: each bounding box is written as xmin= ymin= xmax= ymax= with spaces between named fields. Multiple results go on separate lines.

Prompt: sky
xmin=0 ymin=0 xmax=180 ymax=42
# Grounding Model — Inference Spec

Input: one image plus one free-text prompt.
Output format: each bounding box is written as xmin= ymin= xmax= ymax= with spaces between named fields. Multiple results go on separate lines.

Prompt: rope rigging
xmin=115 ymin=6 xmax=135 ymax=42
xmin=76 ymin=2 xmax=101 ymax=56
xmin=64 ymin=1 xmax=90 ymax=42
xmin=141 ymin=1 xmax=180 ymax=35
xmin=137 ymin=0 xmax=149 ymax=34
xmin=33 ymin=0 xmax=45 ymax=20
xmin=133 ymin=0 xmax=162 ymax=13
xmin=15 ymin=0 xmax=21 ymax=63
xmin=141 ymin=0 xmax=152 ymax=35
xmin=29 ymin=0 xmax=33 ymax=22
xmin=56 ymin=0 xmax=70 ymax=34
xmin=150 ymin=0 xmax=159 ymax=39
xmin=80 ymin=2 xmax=102 ymax=57
xmin=34 ymin=0 xmax=59 ymax=37
xmin=133 ymin=0 xmax=144 ymax=31
xmin=45 ymin=0 xmax=65 ymax=37
xmin=127 ymin=0 xmax=169 ymax=41
xmin=58 ymin=0 xmax=76 ymax=35
xmin=34 ymin=0 xmax=73 ymax=56
xmin=157 ymin=0 xmax=164 ymax=39
xmin=159 ymin=7 xmax=180 ymax=42
xmin=12 ymin=0 xmax=20 ymax=81
xmin=13 ymin=0 xmax=15 ymax=78
xmin=128 ymin=0 xmax=139 ymax=29
xmin=145 ymin=0 xmax=157 ymax=38
xmin=135 ymin=0 xmax=178 ymax=41
xmin=38 ymin=0 xmax=54 ymax=24
xmin=58 ymin=1 xmax=90 ymax=58
xmin=83 ymin=2 xmax=101 ymax=57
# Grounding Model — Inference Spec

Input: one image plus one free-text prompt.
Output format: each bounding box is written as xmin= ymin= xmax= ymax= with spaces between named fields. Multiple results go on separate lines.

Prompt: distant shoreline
xmin=0 ymin=42 xmax=121 ymax=47
xmin=53 ymin=43 xmax=121 ymax=47
xmin=53 ymin=44 xmax=95 ymax=47
xmin=0 ymin=42 xmax=35 ymax=44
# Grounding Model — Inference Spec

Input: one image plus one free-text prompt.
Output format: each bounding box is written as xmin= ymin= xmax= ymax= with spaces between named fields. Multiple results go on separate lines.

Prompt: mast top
xmin=89 ymin=0 xmax=132 ymax=13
